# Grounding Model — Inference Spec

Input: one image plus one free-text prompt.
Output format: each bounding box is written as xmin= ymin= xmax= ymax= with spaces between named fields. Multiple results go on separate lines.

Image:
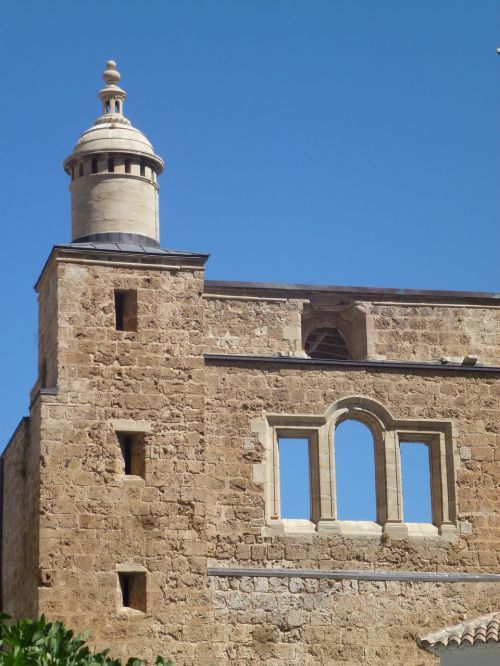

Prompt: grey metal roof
xmin=56 ymin=242 xmax=209 ymax=258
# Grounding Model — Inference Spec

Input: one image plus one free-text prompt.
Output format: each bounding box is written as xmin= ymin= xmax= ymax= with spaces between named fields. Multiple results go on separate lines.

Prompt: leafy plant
xmin=0 ymin=614 xmax=173 ymax=666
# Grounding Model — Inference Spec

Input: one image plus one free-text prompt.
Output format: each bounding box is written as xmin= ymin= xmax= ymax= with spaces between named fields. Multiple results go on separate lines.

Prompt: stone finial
xmin=103 ymin=60 xmax=121 ymax=86
xmin=97 ymin=59 xmax=128 ymax=124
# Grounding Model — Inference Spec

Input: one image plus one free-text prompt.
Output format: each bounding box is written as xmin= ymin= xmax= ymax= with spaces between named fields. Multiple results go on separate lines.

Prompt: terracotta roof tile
xmin=419 ymin=613 xmax=500 ymax=652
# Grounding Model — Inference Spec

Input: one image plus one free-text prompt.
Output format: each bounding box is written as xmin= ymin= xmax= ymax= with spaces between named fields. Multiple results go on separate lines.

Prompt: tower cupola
xmin=64 ymin=60 xmax=164 ymax=247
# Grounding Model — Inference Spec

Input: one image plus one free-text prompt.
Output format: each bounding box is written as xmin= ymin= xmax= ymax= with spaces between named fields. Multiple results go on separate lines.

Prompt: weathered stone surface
xmin=1 ymin=249 xmax=499 ymax=666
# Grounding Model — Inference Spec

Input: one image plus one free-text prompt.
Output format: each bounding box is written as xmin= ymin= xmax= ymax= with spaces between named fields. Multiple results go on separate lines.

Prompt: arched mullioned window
xmin=260 ymin=396 xmax=457 ymax=539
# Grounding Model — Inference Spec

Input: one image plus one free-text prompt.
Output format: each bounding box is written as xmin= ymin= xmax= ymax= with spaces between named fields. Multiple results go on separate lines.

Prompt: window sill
xmin=117 ymin=607 xmax=146 ymax=618
xmin=262 ymin=520 xmax=457 ymax=541
xmin=328 ymin=520 xmax=382 ymax=537
xmin=119 ymin=475 xmax=145 ymax=486
xmin=384 ymin=521 xmax=457 ymax=541
xmin=262 ymin=519 xmax=383 ymax=538
xmin=263 ymin=519 xmax=317 ymax=537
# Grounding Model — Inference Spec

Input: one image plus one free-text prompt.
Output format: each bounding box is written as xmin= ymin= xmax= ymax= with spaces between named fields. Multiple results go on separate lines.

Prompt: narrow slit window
xmin=125 ymin=159 xmax=131 ymax=174
xmin=120 ymin=572 xmax=130 ymax=607
xmin=78 ymin=163 xmax=83 ymax=177
xmin=122 ymin=434 xmax=133 ymax=475
xmin=118 ymin=572 xmax=146 ymax=612
xmin=105 ymin=101 xmax=111 ymax=113
xmin=118 ymin=432 xmax=145 ymax=478
xmin=108 ymin=158 xmax=114 ymax=173
xmin=140 ymin=161 xmax=146 ymax=176
xmin=114 ymin=289 xmax=137 ymax=331
xmin=278 ymin=437 xmax=310 ymax=520
xmin=91 ymin=159 xmax=98 ymax=174
xmin=115 ymin=100 xmax=120 ymax=113
xmin=400 ymin=442 xmax=432 ymax=523
xmin=334 ymin=419 xmax=376 ymax=521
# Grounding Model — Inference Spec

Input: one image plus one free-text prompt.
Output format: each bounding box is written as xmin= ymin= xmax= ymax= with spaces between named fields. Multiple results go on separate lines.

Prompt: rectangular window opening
xmin=400 ymin=441 xmax=432 ymax=523
xmin=278 ymin=437 xmax=311 ymax=520
xmin=91 ymin=159 xmax=98 ymax=174
xmin=118 ymin=572 xmax=146 ymax=612
xmin=125 ymin=159 xmax=131 ymax=174
xmin=117 ymin=432 xmax=145 ymax=478
xmin=114 ymin=289 xmax=137 ymax=331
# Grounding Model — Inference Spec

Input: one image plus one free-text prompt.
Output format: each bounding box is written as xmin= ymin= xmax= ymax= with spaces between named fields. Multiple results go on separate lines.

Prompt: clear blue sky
xmin=1 ymin=1 xmax=498 ymax=485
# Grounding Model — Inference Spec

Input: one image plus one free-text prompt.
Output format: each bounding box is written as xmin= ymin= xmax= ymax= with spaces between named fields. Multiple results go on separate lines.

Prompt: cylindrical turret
xmin=63 ymin=60 xmax=164 ymax=247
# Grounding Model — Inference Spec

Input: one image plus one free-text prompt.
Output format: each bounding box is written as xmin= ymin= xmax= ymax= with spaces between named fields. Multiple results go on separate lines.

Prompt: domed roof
xmin=67 ymin=123 xmax=164 ymax=171
xmin=63 ymin=60 xmax=164 ymax=174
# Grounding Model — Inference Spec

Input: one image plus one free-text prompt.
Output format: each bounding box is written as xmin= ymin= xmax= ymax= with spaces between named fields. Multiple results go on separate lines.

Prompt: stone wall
xmin=203 ymin=286 xmax=500 ymax=365
xmin=1 ymin=415 xmax=39 ymax=619
xmin=203 ymin=362 xmax=499 ymax=570
xmin=3 ymin=253 xmax=499 ymax=665
xmin=370 ymin=303 xmax=500 ymax=365
xmin=203 ymin=295 xmax=304 ymax=356
xmin=34 ymin=256 xmax=218 ymax=664
xmin=211 ymin=575 xmax=500 ymax=666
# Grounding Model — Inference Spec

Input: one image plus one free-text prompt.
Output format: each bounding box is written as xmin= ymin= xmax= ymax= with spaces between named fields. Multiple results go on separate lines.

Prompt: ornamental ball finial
xmin=103 ymin=60 xmax=121 ymax=86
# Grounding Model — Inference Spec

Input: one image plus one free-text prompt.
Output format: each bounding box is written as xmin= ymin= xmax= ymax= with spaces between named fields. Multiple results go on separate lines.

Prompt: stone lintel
xmin=111 ymin=419 xmax=152 ymax=433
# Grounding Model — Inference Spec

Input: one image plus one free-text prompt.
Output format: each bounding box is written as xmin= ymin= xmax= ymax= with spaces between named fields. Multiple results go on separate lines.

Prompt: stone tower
xmin=63 ymin=60 xmax=164 ymax=246
xmin=1 ymin=60 xmax=500 ymax=666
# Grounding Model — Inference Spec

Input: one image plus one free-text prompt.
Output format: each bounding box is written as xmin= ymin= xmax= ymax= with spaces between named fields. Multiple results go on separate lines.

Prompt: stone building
xmin=1 ymin=60 xmax=500 ymax=665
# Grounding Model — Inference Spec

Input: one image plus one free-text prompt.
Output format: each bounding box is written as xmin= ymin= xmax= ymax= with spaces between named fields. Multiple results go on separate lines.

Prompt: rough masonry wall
xmin=204 ymin=363 xmax=500 ymax=570
xmin=203 ymin=295 xmax=303 ymax=356
xmin=36 ymin=259 xmax=220 ymax=664
xmin=30 ymin=260 xmax=500 ymax=665
xmin=211 ymin=576 xmax=499 ymax=666
xmin=369 ymin=303 xmax=500 ymax=365
xmin=203 ymin=291 xmax=500 ymax=365
xmin=203 ymin=361 xmax=500 ymax=664
xmin=1 ymin=415 xmax=39 ymax=619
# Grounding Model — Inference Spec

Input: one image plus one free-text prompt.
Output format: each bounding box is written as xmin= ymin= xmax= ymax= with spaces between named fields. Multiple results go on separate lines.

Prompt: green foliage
xmin=0 ymin=614 xmax=173 ymax=666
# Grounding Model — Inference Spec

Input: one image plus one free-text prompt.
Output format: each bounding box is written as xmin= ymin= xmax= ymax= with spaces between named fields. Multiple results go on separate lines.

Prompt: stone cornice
xmin=203 ymin=353 xmax=500 ymax=375
xmin=204 ymin=279 xmax=500 ymax=306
